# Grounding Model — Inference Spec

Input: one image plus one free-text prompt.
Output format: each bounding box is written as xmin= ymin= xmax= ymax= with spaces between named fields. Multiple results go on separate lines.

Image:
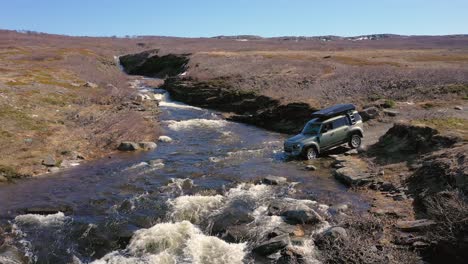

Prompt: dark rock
xmin=253 ymin=234 xmax=290 ymax=256
xmin=396 ymin=219 xmax=436 ymax=232
xmin=344 ymin=149 xmax=358 ymax=156
xmin=305 ymin=165 xmax=317 ymax=171
xmin=454 ymin=106 xmax=463 ymax=110
xmin=262 ymin=176 xmax=287 ymax=185
xmin=281 ymin=205 xmax=322 ymax=225
xmin=117 ymin=142 xmax=140 ymax=151
xmin=42 ymin=155 xmax=56 ymax=167
xmin=379 ymin=182 xmax=396 ymax=192
xmin=277 ymin=247 xmax=306 ymax=264
xmin=211 ymin=200 xmax=254 ymax=235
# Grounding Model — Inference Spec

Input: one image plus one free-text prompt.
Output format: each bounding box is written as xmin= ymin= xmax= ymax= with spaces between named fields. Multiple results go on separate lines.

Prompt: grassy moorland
xmin=0 ymin=30 xmax=162 ymax=177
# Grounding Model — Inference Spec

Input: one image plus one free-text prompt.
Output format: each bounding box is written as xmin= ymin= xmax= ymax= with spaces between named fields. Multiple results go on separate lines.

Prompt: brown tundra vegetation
xmin=1 ymin=30 xmax=467 ymax=263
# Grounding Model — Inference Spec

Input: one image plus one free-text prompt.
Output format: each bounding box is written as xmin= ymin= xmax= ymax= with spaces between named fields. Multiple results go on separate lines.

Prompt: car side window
xmin=321 ymin=122 xmax=332 ymax=133
xmin=332 ymin=117 xmax=348 ymax=129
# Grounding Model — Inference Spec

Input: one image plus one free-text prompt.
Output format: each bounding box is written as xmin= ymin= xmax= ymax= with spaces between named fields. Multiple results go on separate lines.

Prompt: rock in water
xmin=253 ymin=234 xmax=290 ymax=256
xmin=211 ymin=200 xmax=254 ymax=234
xmin=262 ymin=176 xmax=287 ymax=185
xmin=138 ymin=142 xmax=157 ymax=150
xmin=158 ymin=135 xmax=173 ymax=142
xmin=117 ymin=142 xmax=140 ymax=151
xmin=305 ymin=165 xmax=317 ymax=171
xmin=281 ymin=206 xmax=323 ymax=225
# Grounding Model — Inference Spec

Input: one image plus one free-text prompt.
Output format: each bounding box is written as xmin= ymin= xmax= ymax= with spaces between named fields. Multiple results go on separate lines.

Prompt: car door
xmin=319 ymin=122 xmax=334 ymax=148
xmin=331 ymin=117 xmax=349 ymax=144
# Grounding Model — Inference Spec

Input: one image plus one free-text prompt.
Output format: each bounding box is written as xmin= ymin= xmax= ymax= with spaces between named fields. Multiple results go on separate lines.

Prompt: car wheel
xmin=305 ymin=147 xmax=318 ymax=160
xmin=349 ymin=134 xmax=362 ymax=149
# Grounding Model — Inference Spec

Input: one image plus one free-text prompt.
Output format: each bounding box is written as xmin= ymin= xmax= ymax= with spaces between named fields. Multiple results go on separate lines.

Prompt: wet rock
xmin=148 ymin=159 xmax=165 ymax=168
xmin=211 ymin=200 xmax=254 ymax=234
xmin=396 ymin=219 xmax=436 ymax=232
xmin=383 ymin=109 xmax=399 ymax=117
xmin=270 ymin=223 xmax=304 ymax=238
xmin=253 ymin=234 xmax=290 ymax=256
xmin=224 ymin=224 xmax=252 ymax=242
xmin=262 ymin=176 xmax=287 ymax=185
xmin=48 ymin=167 xmax=60 ymax=173
xmin=305 ymin=165 xmax=317 ymax=171
xmin=322 ymin=226 xmax=348 ymax=240
xmin=42 ymin=155 xmax=56 ymax=167
xmin=0 ymin=245 xmax=27 ymax=264
xmin=158 ymin=135 xmax=173 ymax=142
xmin=359 ymin=107 xmax=379 ymax=121
xmin=138 ymin=141 xmax=157 ymax=150
xmin=334 ymin=167 xmax=373 ymax=186
xmin=277 ymin=247 xmax=306 ymax=264
xmin=281 ymin=205 xmax=322 ymax=225
xmin=117 ymin=141 xmax=140 ymax=151
xmin=83 ymin=82 xmax=98 ymax=88
xmin=379 ymin=182 xmax=396 ymax=192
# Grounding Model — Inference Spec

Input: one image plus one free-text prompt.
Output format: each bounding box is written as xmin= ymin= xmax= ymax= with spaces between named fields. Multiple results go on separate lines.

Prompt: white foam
xmin=13 ymin=212 xmax=68 ymax=227
xmin=93 ymin=221 xmax=245 ymax=264
xmin=169 ymin=195 xmax=224 ymax=224
xmin=159 ymin=101 xmax=202 ymax=110
xmin=186 ymin=234 xmax=245 ymax=264
xmin=164 ymin=119 xmax=227 ymax=131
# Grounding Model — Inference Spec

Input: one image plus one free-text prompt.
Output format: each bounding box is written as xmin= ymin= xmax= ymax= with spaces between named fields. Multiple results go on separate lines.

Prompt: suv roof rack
xmin=311 ymin=104 xmax=356 ymax=119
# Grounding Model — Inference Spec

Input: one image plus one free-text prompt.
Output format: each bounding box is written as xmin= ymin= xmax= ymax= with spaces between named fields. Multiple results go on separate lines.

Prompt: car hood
xmin=286 ymin=133 xmax=315 ymax=144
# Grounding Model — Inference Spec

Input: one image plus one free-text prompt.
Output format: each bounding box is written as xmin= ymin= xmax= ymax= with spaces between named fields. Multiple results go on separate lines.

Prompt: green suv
xmin=284 ymin=104 xmax=364 ymax=160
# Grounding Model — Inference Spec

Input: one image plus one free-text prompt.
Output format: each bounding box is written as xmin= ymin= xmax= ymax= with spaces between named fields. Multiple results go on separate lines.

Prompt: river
xmin=0 ymin=85 xmax=368 ymax=263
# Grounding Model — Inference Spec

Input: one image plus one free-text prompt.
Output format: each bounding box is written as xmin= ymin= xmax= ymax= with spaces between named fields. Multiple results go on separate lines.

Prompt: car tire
xmin=305 ymin=147 xmax=318 ymax=160
xmin=349 ymin=134 xmax=362 ymax=149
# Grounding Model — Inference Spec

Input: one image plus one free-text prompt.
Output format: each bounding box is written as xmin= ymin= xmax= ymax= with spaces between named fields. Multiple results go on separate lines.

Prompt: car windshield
xmin=302 ymin=122 xmax=321 ymax=135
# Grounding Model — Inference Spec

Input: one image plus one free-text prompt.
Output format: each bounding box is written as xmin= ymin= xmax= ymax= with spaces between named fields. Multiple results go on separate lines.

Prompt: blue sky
xmin=1 ymin=0 xmax=467 ymax=37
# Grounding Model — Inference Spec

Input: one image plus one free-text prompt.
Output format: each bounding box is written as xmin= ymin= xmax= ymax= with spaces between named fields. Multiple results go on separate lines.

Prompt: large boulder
xmin=267 ymin=199 xmax=323 ymax=225
xmin=210 ymin=200 xmax=254 ymax=235
xmin=253 ymin=234 xmax=290 ymax=256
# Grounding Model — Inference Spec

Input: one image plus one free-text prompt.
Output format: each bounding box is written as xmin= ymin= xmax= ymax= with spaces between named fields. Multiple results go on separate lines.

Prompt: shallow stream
xmin=0 ymin=86 xmax=368 ymax=263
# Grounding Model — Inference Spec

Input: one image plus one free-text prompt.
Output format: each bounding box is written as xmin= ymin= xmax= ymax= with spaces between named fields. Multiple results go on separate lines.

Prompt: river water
xmin=0 ymin=86 xmax=368 ymax=263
